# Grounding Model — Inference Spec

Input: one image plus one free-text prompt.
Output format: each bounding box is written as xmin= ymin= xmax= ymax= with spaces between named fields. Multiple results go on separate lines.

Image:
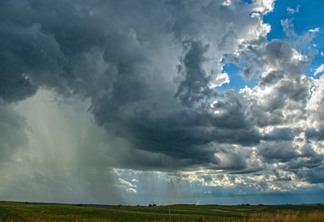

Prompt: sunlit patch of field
xmin=0 ymin=201 xmax=323 ymax=222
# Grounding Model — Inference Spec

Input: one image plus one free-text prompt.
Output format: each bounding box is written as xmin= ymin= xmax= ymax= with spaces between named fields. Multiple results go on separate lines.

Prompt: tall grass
xmin=248 ymin=210 xmax=324 ymax=222
xmin=0 ymin=202 xmax=323 ymax=222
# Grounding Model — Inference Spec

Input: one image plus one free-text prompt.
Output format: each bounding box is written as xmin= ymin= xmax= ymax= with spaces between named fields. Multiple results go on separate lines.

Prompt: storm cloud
xmin=0 ymin=0 xmax=323 ymax=204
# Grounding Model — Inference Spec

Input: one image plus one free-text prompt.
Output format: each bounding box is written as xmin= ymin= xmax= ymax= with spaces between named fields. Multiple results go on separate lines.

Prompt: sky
xmin=0 ymin=0 xmax=324 ymax=205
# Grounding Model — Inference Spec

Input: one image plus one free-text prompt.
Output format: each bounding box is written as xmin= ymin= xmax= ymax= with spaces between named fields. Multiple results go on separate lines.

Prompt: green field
xmin=0 ymin=201 xmax=323 ymax=222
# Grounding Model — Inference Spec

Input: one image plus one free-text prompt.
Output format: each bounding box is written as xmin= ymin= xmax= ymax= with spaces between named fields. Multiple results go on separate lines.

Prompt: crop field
xmin=0 ymin=201 xmax=323 ymax=222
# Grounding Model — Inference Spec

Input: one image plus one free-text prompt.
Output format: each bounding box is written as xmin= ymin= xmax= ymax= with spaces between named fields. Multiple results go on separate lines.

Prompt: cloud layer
xmin=0 ymin=0 xmax=323 ymax=204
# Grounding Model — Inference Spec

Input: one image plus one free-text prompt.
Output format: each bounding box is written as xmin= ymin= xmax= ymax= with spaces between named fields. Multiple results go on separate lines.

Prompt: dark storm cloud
xmin=262 ymin=127 xmax=300 ymax=141
xmin=296 ymin=166 xmax=324 ymax=184
xmin=0 ymin=101 xmax=28 ymax=163
xmin=117 ymin=87 xmax=264 ymax=170
xmin=0 ymin=0 xmax=272 ymax=171
xmin=306 ymin=126 xmax=324 ymax=141
xmin=0 ymin=24 xmax=41 ymax=102
xmin=0 ymin=0 xmax=323 ymax=185
xmin=176 ymin=41 xmax=212 ymax=107
xmin=287 ymin=155 xmax=323 ymax=170
xmin=257 ymin=141 xmax=299 ymax=162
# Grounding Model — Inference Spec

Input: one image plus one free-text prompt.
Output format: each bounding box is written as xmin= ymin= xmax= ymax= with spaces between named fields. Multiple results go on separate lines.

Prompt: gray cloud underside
xmin=0 ymin=0 xmax=323 ymax=188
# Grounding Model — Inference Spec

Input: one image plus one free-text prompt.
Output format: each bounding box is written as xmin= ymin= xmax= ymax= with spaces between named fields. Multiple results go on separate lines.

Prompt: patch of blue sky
xmin=240 ymin=0 xmax=253 ymax=4
xmin=218 ymin=63 xmax=256 ymax=91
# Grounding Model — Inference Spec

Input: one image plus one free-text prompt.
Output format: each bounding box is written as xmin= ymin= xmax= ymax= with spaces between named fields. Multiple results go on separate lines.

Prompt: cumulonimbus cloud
xmin=0 ymin=0 xmax=323 ymax=202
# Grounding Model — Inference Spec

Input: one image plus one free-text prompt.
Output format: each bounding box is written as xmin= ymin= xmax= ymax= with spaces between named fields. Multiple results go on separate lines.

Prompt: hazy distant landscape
xmin=0 ymin=201 xmax=323 ymax=222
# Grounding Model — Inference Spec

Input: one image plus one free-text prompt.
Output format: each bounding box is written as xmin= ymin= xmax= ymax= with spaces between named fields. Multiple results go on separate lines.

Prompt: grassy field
xmin=0 ymin=201 xmax=323 ymax=222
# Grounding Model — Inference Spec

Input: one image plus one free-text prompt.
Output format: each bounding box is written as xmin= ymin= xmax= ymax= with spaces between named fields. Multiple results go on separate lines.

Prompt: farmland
xmin=0 ymin=201 xmax=323 ymax=222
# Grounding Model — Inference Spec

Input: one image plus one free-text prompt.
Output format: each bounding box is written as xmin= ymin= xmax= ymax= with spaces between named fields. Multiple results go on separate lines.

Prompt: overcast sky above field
xmin=0 ymin=0 xmax=324 ymax=205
